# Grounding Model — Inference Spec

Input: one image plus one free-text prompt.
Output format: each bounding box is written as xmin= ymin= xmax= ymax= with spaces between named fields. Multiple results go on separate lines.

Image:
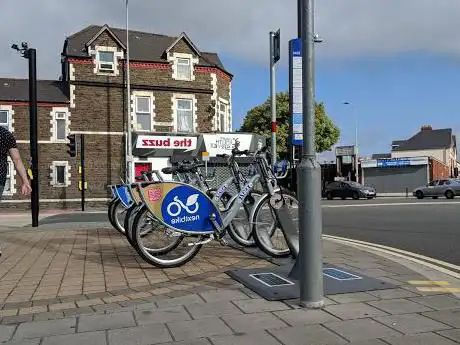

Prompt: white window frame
xmin=218 ymin=99 xmax=229 ymax=132
xmin=50 ymin=161 xmax=71 ymax=187
xmin=0 ymin=105 xmax=14 ymax=132
xmin=50 ymin=107 xmax=71 ymax=143
xmin=89 ymin=45 xmax=124 ymax=76
xmin=172 ymin=94 xmax=197 ymax=133
xmin=2 ymin=159 xmax=16 ymax=196
xmin=168 ymin=53 xmax=199 ymax=81
xmin=97 ymin=50 xmax=115 ymax=73
xmin=176 ymin=58 xmax=192 ymax=81
xmin=131 ymin=91 xmax=156 ymax=132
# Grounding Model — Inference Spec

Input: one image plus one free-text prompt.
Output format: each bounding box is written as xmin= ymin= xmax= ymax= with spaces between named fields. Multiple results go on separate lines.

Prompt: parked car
xmin=412 ymin=179 xmax=460 ymax=199
xmin=322 ymin=181 xmax=376 ymax=200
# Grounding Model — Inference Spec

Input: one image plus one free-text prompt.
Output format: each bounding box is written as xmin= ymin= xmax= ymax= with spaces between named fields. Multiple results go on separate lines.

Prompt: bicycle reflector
xmin=67 ymin=134 xmax=76 ymax=157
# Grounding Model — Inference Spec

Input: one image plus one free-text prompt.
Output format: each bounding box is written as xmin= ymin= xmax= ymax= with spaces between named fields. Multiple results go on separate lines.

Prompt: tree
xmin=239 ymin=91 xmax=340 ymax=155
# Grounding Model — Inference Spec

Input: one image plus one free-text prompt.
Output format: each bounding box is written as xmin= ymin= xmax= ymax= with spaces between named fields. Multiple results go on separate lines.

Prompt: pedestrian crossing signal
xmin=67 ymin=134 xmax=76 ymax=157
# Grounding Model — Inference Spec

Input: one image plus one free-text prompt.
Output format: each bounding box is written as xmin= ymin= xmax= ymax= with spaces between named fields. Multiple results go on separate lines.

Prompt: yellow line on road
xmin=407 ymin=281 xmax=450 ymax=286
xmin=416 ymin=287 xmax=460 ymax=293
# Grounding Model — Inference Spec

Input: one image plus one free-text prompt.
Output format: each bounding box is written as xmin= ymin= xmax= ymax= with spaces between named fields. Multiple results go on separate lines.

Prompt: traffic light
xmin=67 ymin=134 xmax=76 ymax=157
xmin=272 ymin=29 xmax=280 ymax=64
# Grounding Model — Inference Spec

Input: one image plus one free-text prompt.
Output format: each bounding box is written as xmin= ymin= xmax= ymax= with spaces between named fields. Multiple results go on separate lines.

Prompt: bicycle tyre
xmin=225 ymin=190 xmax=264 ymax=247
xmin=123 ymin=204 xmax=138 ymax=246
xmin=131 ymin=205 xmax=202 ymax=268
xmin=251 ymin=190 xmax=299 ymax=258
xmin=110 ymin=199 xmax=127 ymax=235
xmin=107 ymin=199 xmax=117 ymax=229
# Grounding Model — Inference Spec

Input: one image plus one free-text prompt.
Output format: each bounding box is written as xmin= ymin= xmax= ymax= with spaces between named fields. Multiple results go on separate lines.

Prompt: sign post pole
xmin=296 ymin=0 xmax=324 ymax=309
xmin=270 ymin=30 xmax=280 ymax=165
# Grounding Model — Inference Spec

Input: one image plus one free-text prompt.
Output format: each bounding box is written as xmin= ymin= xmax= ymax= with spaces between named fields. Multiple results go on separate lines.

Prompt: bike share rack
xmin=226 ymin=187 xmax=396 ymax=301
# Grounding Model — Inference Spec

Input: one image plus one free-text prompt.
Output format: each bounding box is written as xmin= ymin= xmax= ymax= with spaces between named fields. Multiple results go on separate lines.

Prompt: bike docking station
xmin=226 ymin=202 xmax=396 ymax=301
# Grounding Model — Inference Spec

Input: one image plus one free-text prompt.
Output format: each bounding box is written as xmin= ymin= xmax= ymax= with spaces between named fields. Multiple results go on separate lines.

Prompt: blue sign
xmin=323 ymin=268 xmax=362 ymax=281
xmin=141 ymin=182 xmax=223 ymax=234
xmin=377 ymin=159 xmax=411 ymax=168
xmin=290 ymin=38 xmax=303 ymax=146
xmin=116 ymin=185 xmax=133 ymax=209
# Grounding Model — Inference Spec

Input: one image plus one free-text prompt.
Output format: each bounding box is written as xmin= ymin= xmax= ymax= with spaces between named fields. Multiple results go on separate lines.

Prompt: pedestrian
xmin=0 ymin=126 xmax=32 ymax=200
xmin=0 ymin=126 xmax=32 ymax=256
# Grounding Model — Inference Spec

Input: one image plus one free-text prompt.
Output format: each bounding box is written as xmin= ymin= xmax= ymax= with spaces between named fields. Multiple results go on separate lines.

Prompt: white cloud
xmin=1 ymin=0 xmax=460 ymax=79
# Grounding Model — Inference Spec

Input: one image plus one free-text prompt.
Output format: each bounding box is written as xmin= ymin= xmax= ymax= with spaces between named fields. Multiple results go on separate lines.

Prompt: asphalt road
xmin=323 ymin=200 xmax=460 ymax=265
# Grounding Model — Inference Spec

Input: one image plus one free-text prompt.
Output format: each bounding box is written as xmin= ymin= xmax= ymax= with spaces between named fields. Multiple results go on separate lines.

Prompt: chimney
xmin=421 ymin=125 xmax=432 ymax=131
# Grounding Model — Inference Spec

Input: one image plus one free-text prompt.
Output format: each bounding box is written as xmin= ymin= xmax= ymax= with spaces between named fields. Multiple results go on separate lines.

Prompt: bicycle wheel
xmin=251 ymin=190 xmax=299 ymax=258
xmin=111 ymin=199 xmax=128 ymax=235
xmin=123 ymin=204 xmax=139 ymax=247
xmin=131 ymin=205 xmax=203 ymax=268
xmin=225 ymin=190 xmax=263 ymax=247
xmin=107 ymin=199 xmax=117 ymax=228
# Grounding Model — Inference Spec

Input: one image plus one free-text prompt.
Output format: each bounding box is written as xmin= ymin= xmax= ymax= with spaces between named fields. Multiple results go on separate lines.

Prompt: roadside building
xmin=0 ymin=24 xmax=234 ymax=209
xmin=360 ymin=125 xmax=457 ymax=194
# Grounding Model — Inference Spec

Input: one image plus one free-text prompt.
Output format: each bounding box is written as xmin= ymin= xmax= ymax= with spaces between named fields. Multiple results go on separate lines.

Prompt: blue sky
xmin=225 ymin=52 xmax=460 ymax=159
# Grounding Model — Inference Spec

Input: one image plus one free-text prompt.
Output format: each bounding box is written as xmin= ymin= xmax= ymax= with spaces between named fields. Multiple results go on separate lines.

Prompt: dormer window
xmin=97 ymin=51 xmax=115 ymax=73
xmin=177 ymin=58 xmax=191 ymax=80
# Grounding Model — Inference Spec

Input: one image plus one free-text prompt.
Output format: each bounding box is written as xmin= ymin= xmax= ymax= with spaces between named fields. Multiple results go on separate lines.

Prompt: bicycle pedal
xmin=218 ymin=238 xmax=228 ymax=246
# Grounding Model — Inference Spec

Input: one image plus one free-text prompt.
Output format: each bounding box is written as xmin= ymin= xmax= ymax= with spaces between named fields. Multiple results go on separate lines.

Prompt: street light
xmin=343 ymin=101 xmax=359 ymax=182
xmin=125 ymin=0 xmax=133 ymax=183
xmin=11 ymin=41 xmax=39 ymax=227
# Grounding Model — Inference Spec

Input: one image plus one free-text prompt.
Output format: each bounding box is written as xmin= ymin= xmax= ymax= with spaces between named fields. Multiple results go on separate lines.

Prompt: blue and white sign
xmin=140 ymin=182 xmax=223 ymax=234
xmin=377 ymin=159 xmax=411 ymax=168
xmin=290 ymin=38 xmax=303 ymax=146
xmin=115 ymin=185 xmax=133 ymax=209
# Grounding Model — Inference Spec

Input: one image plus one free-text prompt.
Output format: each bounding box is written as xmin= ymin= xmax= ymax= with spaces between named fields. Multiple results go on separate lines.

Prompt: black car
xmin=323 ymin=181 xmax=376 ymax=200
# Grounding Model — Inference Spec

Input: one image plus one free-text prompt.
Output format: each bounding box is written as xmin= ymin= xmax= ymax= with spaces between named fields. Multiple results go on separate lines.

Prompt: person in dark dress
xmin=0 ymin=127 xmax=31 ymax=200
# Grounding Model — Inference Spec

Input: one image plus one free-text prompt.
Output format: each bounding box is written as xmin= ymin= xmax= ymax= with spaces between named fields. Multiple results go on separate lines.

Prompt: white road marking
xmin=322 ymin=201 xmax=460 ymax=208
xmin=323 ymin=235 xmax=460 ymax=280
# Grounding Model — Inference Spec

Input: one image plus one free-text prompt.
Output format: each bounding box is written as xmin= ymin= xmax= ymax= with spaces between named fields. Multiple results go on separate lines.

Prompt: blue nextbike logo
xmin=160 ymin=185 xmax=221 ymax=232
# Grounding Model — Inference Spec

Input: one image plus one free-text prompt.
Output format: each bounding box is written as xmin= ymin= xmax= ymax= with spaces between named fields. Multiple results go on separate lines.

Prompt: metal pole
xmin=297 ymin=0 xmax=303 ymax=38
xmin=297 ymin=0 xmax=324 ymax=308
xmin=355 ymin=112 xmax=359 ymax=182
xmin=125 ymin=0 xmax=132 ymax=183
xmin=28 ymin=48 xmax=39 ymax=228
xmin=270 ymin=31 xmax=277 ymax=165
xmin=80 ymin=134 xmax=85 ymax=212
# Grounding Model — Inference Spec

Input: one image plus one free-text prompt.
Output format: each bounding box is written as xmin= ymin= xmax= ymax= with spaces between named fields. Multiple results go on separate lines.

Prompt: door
xmin=134 ymin=162 xmax=152 ymax=181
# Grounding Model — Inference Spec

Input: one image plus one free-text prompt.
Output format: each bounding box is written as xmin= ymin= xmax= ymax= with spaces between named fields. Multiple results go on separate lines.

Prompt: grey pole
xmin=125 ymin=0 xmax=133 ymax=183
xmin=270 ymin=31 xmax=277 ymax=165
xmin=297 ymin=0 xmax=324 ymax=309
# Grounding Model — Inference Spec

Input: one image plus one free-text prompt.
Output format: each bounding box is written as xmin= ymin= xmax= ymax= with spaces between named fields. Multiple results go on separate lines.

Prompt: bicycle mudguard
xmin=115 ymin=185 xmax=134 ymax=209
xmin=138 ymin=181 xmax=223 ymax=235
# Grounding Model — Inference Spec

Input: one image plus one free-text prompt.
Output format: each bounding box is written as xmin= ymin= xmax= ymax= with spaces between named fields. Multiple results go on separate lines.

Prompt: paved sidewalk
xmin=0 ymin=227 xmax=458 ymax=344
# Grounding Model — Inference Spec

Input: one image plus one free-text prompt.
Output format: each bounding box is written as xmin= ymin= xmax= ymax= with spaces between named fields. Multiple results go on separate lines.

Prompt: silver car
xmin=413 ymin=179 xmax=460 ymax=199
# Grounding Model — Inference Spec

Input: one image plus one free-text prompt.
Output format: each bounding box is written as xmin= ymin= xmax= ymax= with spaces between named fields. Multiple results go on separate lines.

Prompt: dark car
xmin=323 ymin=181 xmax=376 ymax=200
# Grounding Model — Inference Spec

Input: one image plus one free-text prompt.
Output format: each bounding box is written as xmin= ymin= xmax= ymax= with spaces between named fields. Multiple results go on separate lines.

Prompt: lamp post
xmin=343 ymin=101 xmax=359 ymax=182
xmin=125 ymin=0 xmax=133 ymax=183
xmin=296 ymin=0 xmax=324 ymax=308
xmin=11 ymin=42 xmax=39 ymax=227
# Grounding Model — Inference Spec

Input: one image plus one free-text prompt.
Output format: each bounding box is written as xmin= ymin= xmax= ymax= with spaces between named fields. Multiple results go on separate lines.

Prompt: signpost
xmin=270 ymin=29 xmax=281 ymax=165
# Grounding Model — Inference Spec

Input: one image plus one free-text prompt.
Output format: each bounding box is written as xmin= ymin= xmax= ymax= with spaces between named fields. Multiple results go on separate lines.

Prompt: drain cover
xmin=250 ymin=273 xmax=294 ymax=287
xmin=323 ymin=268 xmax=362 ymax=281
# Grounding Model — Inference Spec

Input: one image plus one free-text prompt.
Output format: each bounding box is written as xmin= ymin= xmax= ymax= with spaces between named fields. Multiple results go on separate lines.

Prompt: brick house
xmin=0 ymin=24 xmax=233 ymax=209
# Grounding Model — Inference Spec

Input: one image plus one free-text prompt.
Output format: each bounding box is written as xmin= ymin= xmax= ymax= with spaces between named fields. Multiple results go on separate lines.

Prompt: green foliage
xmin=239 ymin=91 xmax=340 ymax=155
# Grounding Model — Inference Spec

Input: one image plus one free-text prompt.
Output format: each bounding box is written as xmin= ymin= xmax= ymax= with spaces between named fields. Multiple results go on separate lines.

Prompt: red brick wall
xmin=430 ymin=158 xmax=450 ymax=180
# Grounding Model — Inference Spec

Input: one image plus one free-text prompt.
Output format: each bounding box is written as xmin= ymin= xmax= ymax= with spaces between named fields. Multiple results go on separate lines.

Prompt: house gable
xmin=165 ymin=33 xmax=201 ymax=58
xmin=85 ymin=24 xmax=126 ymax=51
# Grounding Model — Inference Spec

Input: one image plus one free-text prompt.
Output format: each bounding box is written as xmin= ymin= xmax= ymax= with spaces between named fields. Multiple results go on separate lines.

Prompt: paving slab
xmin=438 ymin=329 xmax=460 ymax=342
xmin=156 ymin=294 xmax=205 ymax=308
xmin=367 ymin=298 xmax=434 ymax=314
xmin=347 ymin=340 xmax=387 ymax=345
xmin=381 ymin=332 xmax=459 ymax=345
xmin=0 ymin=339 xmax=41 ymax=345
xmin=210 ymin=331 xmax=282 ymax=345
xmin=324 ymin=302 xmax=388 ymax=320
xmin=134 ymin=306 xmax=191 ymax=325
xmin=78 ymin=311 xmax=136 ymax=332
xmin=167 ymin=317 xmax=232 ymax=341
xmin=222 ymin=312 xmax=287 ymax=333
xmin=185 ymin=301 xmax=242 ymax=319
xmin=423 ymin=309 xmax=460 ymax=328
xmin=198 ymin=289 xmax=251 ymax=303
xmin=13 ymin=318 xmax=76 ymax=340
xmin=41 ymin=330 xmax=107 ymax=345
xmin=232 ymin=298 xmax=289 ymax=314
xmin=328 ymin=292 xmax=378 ymax=304
xmin=269 ymin=324 xmax=348 ymax=345
xmin=158 ymin=339 xmax=212 ymax=345
xmin=108 ymin=324 xmax=172 ymax=345
xmin=410 ymin=295 xmax=460 ymax=311
xmin=0 ymin=324 xmax=16 ymax=342
xmin=375 ymin=313 xmax=452 ymax=334
xmin=274 ymin=309 xmax=340 ymax=326
xmin=324 ymin=318 xmax=401 ymax=342
xmin=367 ymin=288 xmax=419 ymax=299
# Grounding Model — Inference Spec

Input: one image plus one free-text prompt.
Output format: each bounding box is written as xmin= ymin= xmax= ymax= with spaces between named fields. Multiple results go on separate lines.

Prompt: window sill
xmin=96 ymin=71 xmax=117 ymax=76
